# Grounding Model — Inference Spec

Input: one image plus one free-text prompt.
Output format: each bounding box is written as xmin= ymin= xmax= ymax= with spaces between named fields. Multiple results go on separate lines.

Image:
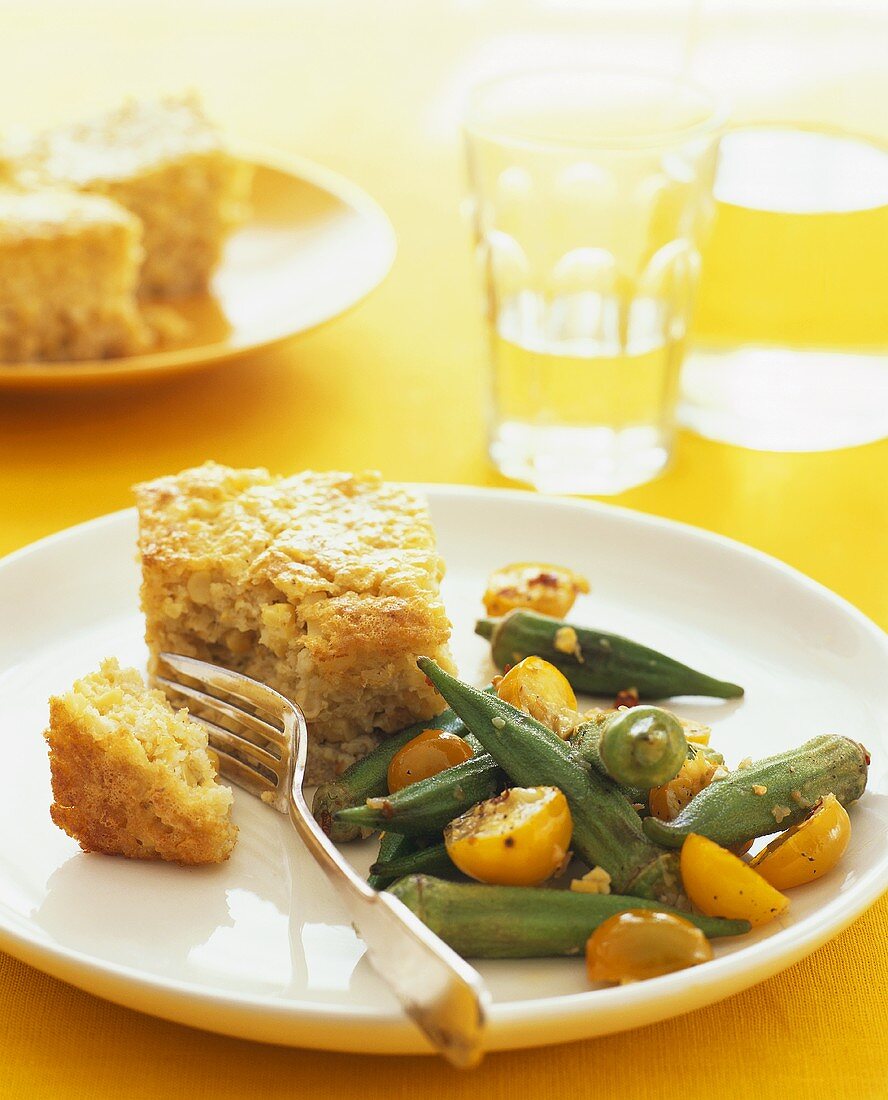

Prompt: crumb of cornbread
xmin=135 ymin=463 xmax=456 ymax=784
xmin=14 ymin=94 xmax=252 ymax=299
xmin=45 ymin=657 xmax=237 ymax=864
xmin=0 ymin=187 xmax=150 ymax=362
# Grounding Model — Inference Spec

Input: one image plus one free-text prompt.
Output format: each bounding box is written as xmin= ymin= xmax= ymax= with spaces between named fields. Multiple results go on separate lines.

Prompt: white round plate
xmin=0 ymin=488 xmax=885 ymax=1054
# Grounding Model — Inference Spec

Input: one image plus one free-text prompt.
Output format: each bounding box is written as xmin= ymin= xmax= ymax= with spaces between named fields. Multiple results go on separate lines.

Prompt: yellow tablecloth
xmin=1 ymin=3 xmax=886 ymax=1095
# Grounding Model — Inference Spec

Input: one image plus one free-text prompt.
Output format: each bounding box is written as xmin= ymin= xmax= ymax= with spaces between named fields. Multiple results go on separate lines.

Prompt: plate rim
xmin=0 ymin=486 xmax=885 ymax=1052
xmin=0 ymin=147 xmax=398 ymax=389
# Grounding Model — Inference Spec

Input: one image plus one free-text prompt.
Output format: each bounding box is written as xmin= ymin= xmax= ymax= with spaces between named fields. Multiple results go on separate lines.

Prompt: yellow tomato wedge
xmin=483 ymin=561 xmax=590 ymax=619
xmin=387 ymin=728 xmax=474 ymax=793
xmin=586 ymin=909 xmax=713 ymax=984
xmin=496 ymin=656 xmax=578 ymax=738
xmin=444 ymin=786 xmax=572 ymax=886
xmin=680 ymin=833 xmax=790 ymax=928
xmin=749 ymin=793 xmax=851 ymax=890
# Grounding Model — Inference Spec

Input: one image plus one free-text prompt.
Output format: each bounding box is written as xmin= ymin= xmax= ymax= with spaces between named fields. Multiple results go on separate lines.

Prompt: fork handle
xmin=286 ymin=796 xmax=488 ymax=1066
xmin=340 ymin=883 xmax=488 ymax=1067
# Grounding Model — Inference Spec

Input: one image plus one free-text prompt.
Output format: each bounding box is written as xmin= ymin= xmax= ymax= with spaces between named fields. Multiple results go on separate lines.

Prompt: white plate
xmin=0 ymin=488 xmax=885 ymax=1054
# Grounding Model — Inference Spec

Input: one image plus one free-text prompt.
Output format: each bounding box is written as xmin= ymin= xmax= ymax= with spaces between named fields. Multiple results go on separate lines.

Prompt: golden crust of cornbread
xmin=0 ymin=187 xmax=149 ymax=361
xmin=45 ymin=658 xmax=237 ymax=864
xmin=15 ymin=95 xmax=252 ymax=298
xmin=135 ymin=463 xmax=456 ymax=783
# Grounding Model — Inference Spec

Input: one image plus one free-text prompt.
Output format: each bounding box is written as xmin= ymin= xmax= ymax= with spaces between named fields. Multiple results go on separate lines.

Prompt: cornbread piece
xmin=0 ymin=188 xmax=148 ymax=361
xmin=15 ymin=95 xmax=252 ymax=298
xmin=45 ymin=658 xmax=237 ymax=864
xmin=136 ymin=463 xmax=456 ymax=783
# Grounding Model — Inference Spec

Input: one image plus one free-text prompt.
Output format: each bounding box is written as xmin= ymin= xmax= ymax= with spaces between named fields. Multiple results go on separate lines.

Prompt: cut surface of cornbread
xmin=0 ymin=187 xmax=148 ymax=361
xmin=46 ymin=658 xmax=237 ymax=864
xmin=136 ymin=463 xmax=456 ymax=783
xmin=15 ymin=95 xmax=252 ymax=298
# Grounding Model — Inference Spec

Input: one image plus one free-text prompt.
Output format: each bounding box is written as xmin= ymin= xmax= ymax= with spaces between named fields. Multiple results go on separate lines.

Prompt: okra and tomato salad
xmin=313 ymin=562 xmax=869 ymax=985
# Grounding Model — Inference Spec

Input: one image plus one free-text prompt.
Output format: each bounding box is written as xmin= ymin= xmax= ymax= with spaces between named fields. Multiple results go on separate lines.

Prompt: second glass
xmin=465 ymin=69 xmax=726 ymax=494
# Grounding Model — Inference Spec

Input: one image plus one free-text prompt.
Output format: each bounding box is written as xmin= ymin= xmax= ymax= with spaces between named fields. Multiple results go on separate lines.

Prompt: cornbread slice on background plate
xmin=46 ymin=658 xmax=237 ymax=864
xmin=0 ymin=187 xmax=148 ymax=361
xmin=12 ymin=94 xmax=252 ymax=298
xmin=135 ymin=463 xmax=456 ymax=784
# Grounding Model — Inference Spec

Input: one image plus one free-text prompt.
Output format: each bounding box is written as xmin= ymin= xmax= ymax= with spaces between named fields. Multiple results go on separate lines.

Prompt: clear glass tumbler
xmin=464 ymin=69 xmax=726 ymax=494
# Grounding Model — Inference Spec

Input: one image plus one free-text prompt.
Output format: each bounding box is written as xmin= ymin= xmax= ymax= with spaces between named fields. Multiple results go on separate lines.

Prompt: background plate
xmin=0 ymin=487 xmax=885 ymax=1054
xmin=0 ymin=152 xmax=397 ymax=389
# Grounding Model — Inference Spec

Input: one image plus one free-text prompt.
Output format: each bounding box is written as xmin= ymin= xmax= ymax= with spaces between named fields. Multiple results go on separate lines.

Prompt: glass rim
xmin=463 ymin=66 xmax=729 ymax=153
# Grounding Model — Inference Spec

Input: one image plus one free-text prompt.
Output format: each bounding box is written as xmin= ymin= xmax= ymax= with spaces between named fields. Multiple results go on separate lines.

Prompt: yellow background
xmin=0 ymin=2 xmax=885 ymax=1095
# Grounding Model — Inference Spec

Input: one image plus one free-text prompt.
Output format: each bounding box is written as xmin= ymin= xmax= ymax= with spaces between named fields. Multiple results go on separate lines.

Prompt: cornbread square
xmin=46 ymin=658 xmax=237 ymax=864
xmin=15 ymin=95 xmax=252 ymax=298
xmin=135 ymin=463 xmax=456 ymax=783
xmin=0 ymin=188 xmax=148 ymax=361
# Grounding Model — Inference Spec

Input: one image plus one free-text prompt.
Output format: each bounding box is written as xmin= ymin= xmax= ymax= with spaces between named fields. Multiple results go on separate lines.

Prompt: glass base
xmin=680 ymin=345 xmax=888 ymax=452
xmin=490 ymin=422 xmax=671 ymax=495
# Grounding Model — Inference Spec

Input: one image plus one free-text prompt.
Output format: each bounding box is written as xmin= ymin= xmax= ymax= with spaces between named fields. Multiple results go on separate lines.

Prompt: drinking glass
xmin=682 ymin=124 xmax=888 ymax=451
xmin=464 ymin=69 xmax=726 ymax=494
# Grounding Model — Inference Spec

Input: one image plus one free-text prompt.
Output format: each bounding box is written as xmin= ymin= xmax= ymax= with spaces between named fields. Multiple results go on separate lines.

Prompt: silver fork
xmin=157 ymin=652 xmax=489 ymax=1067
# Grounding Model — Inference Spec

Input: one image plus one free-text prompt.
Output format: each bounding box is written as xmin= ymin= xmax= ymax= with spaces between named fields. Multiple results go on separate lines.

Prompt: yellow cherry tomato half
xmin=387 ymin=729 xmax=474 ymax=793
xmin=496 ymin=656 xmax=578 ymax=738
xmin=444 ymin=786 xmax=572 ymax=886
xmin=749 ymin=793 xmax=851 ymax=890
xmin=680 ymin=833 xmax=790 ymax=928
xmin=585 ymin=909 xmax=713 ymax=984
xmin=483 ymin=561 xmax=590 ymax=619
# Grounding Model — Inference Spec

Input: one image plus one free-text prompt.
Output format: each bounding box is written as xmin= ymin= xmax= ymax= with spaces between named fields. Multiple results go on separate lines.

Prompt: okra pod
xmin=367 ymin=831 xmax=419 ymax=890
xmin=312 ymin=704 xmax=481 ymax=842
xmin=476 ymin=609 xmax=744 ymax=700
xmin=643 ymin=735 xmax=869 ymax=849
xmin=417 ymin=658 xmax=683 ymax=904
xmin=336 ymin=752 xmax=504 ymax=835
xmin=388 ymin=875 xmax=749 ymax=958
xmin=370 ymin=842 xmax=456 ymax=887
xmin=570 ymin=717 xmax=647 ymax=803
xmin=597 ymin=706 xmax=688 ymax=788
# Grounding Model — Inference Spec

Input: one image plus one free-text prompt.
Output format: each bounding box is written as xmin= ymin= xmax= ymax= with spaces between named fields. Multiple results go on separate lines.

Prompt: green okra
xmin=370 ymin=842 xmax=456 ymax=887
xmin=574 ymin=714 xmax=723 ymax=789
xmin=416 ymin=658 xmax=683 ymax=904
xmin=643 ymin=735 xmax=869 ymax=849
xmin=388 ymin=875 xmax=749 ymax=958
xmin=569 ymin=716 xmax=647 ymax=803
xmin=336 ymin=751 xmax=504 ymax=835
xmin=476 ymin=609 xmax=744 ymax=700
xmin=312 ymin=703 xmax=482 ymax=842
xmin=596 ymin=705 xmax=688 ymax=789
xmin=367 ymin=831 xmax=420 ymax=890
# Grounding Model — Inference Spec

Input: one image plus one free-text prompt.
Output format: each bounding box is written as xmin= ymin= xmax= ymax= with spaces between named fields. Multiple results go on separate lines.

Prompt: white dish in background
xmin=0 ymin=488 xmax=885 ymax=1054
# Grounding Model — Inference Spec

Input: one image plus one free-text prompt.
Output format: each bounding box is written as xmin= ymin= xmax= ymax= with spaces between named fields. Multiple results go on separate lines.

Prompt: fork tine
xmin=205 ymin=739 xmax=279 ymax=801
xmin=186 ymin=711 xmax=282 ymax=777
xmin=156 ymin=676 xmax=286 ymax=754
xmin=158 ymin=653 xmax=290 ymax=728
